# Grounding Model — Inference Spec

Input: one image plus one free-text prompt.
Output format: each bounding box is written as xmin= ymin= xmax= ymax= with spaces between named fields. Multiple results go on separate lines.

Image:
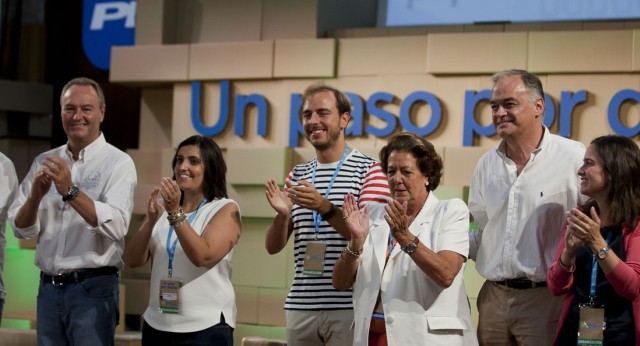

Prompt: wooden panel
xmin=338 ymin=36 xmax=428 ymax=76
xmin=110 ymin=45 xmax=189 ymax=83
xmin=442 ymin=146 xmax=487 ymax=187
xmin=261 ymin=0 xmax=317 ymax=40
xmin=257 ymin=288 xmax=287 ymax=327
xmin=273 ymin=39 xmax=336 ymax=78
xmin=235 ymin=286 xmax=258 ymax=324
xmin=528 ymin=31 xmax=633 ymax=72
xmin=231 ymin=218 xmax=291 ymax=288
xmin=634 ymin=30 xmax=640 ymax=71
xmin=189 ymin=41 xmax=273 ymax=80
xmin=427 ymin=32 xmax=527 ymax=74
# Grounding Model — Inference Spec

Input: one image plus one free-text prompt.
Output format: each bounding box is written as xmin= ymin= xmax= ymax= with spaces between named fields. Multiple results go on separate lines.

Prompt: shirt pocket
xmin=426 ymin=315 xmax=467 ymax=331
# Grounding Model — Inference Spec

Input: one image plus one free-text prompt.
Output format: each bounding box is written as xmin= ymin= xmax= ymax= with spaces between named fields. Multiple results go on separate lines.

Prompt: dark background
xmin=2 ymin=0 xmax=140 ymax=151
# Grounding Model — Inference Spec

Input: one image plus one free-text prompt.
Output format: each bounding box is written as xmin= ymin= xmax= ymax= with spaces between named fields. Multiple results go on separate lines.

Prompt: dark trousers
xmin=142 ymin=313 xmax=233 ymax=346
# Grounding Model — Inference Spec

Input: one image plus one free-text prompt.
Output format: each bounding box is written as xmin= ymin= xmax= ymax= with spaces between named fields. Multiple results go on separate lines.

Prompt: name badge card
xmin=578 ymin=306 xmax=604 ymax=346
xmin=303 ymin=242 xmax=326 ymax=276
xmin=159 ymin=277 xmax=183 ymax=314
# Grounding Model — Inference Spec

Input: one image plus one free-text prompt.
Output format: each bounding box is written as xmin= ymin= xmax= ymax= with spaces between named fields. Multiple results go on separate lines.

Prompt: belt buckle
xmin=51 ymin=274 xmax=65 ymax=286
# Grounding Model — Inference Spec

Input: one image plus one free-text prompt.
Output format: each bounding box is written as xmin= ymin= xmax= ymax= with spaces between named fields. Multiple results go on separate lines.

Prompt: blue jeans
xmin=142 ymin=313 xmax=233 ymax=346
xmin=37 ymin=272 xmax=119 ymax=346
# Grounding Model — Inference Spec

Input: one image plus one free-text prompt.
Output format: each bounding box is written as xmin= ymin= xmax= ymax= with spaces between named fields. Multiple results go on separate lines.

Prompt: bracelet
xmin=558 ymin=256 xmax=572 ymax=270
xmin=169 ymin=213 xmax=187 ymax=228
xmin=340 ymin=249 xmax=359 ymax=264
xmin=167 ymin=208 xmax=185 ymax=225
xmin=344 ymin=244 xmax=363 ymax=257
xmin=320 ymin=203 xmax=337 ymax=221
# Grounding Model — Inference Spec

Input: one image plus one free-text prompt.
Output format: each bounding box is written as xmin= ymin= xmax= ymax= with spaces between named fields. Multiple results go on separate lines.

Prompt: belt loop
xmin=73 ymin=271 xmax=80 ymax=284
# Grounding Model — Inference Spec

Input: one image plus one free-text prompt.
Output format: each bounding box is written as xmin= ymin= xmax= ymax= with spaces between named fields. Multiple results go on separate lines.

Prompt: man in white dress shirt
xmin=9 ymin=77 xmax=137 ymax=346
xmin=468 ymin=69 xmax=585 ymax=345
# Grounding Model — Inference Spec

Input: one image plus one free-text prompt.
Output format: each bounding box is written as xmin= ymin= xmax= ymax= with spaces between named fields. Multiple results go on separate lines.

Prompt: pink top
xmin=547 ymin=219 xmax=640 ymax=344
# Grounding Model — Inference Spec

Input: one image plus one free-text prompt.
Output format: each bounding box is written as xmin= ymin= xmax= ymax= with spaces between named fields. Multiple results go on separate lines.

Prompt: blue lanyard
xmin=166 ymin=198 xmax=207 ymax=277
xmin=311 ymin=145 xmax=349 ymax=239
xmin=589 ymin=232 xmax=613 ymax=299
xmin=388 ymin=232 xmax=394 ymax=255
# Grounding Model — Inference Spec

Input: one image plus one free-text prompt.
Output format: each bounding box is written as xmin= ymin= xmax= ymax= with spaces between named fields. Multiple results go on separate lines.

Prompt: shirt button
xmin=386 ymin=315 xmax=394 ymax=323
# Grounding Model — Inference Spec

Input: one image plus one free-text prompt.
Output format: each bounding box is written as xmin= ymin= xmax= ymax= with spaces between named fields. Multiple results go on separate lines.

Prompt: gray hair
xmin=60 ymin=77 xmax=106 ymax=108
xmin=492 ymin=69 xmax=544 ymax=105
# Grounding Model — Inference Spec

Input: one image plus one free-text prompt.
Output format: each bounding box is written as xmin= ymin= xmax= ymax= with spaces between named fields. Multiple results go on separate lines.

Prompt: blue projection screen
xmin=382 ymin=0 xmax=640 ymax=27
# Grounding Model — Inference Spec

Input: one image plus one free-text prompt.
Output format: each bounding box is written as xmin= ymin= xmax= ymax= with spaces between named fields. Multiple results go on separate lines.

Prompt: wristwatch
xmin=402 ymin=236 xmax=420 ymax=254
xmin=596 ymin=246 xmax=610 ymax=260
xmin=62 ymin=184 xmax=80 ymax=202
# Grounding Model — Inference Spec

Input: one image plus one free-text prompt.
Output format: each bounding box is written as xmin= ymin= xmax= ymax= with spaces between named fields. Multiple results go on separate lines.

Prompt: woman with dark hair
xmin=125 ymin=135 xmax=241 ymax=345
xmin=333 ymin=132 xmax=477 ymax=345
xmin=548 ymin=135 xmax=640 ymax=345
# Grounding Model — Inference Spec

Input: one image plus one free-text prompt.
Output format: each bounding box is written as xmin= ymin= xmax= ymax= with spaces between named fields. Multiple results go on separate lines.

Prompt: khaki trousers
xmin=285 ymin=309 xmax=354 ymax=346
xmin=477 ymin=280 xmax=563 ymax=346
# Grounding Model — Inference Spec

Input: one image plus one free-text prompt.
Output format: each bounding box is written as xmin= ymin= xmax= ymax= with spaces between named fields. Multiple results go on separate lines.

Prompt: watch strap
xmin=62 ymin=184 xmax=80 ymax=202
xmin=402 ymin=236 xmax=420 ymax=254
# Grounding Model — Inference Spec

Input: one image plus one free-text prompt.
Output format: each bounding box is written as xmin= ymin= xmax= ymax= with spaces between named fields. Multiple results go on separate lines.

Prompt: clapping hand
xmin=146 ymin=187 xmax=165 ymax=222
xmin=342 ymin=193 xmax=369 ymax=244
xmin=265 ymin=179 xmax=293 ymax=215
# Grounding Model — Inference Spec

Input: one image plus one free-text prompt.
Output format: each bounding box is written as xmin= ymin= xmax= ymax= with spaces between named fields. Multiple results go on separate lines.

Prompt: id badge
xmin=159 ymin=277 xmax=182 ymax=314
xmin=303 ymin=242 xmax=326 ymax=276
xmin=578 ymin=305 xmax=605 ymax=345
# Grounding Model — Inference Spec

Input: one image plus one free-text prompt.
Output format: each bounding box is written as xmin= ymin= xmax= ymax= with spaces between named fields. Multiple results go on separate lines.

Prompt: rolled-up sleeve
xmin=92 ymin=157 xmax=137 ymax=242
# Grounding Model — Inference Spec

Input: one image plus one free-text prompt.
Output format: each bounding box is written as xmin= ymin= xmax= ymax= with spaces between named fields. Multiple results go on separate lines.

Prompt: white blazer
xmin=352 ymin=193 xmax=478 ymax=346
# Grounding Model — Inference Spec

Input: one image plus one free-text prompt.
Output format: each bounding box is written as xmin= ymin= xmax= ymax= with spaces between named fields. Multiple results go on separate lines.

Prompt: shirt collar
xmin=496 ymin=125 xmax=549 ymax=159
xmin=65 ymin=132 xmax=106 ymax=162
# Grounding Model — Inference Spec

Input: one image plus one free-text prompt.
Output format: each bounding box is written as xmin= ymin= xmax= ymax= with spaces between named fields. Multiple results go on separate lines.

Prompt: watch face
xmin=403 ymin=243 xmax=417 ymax=254
xmin=597 ymin=248 xmax=608 ymax=259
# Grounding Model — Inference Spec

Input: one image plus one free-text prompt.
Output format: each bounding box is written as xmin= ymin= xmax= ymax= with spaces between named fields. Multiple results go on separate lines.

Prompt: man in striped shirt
xmin=265 ymin=84 xmax=390 ymax=346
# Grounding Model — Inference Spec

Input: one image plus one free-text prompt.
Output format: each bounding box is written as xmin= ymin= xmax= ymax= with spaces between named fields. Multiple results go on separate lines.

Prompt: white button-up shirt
xmin=0 ymin=152 xmax=18 ymax=298
xmin=468 ymin=126 xmax=585 ymax=282
xmin=9 ymin=134 xmax=137 ymax=275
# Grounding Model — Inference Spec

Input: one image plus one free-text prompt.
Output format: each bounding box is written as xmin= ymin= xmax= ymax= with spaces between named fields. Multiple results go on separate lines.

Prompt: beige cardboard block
xmin=292 ymin=147 xmax=316 ymax=165
xmin=273 ymin=39 xmax=336 ymax=78
xmin=120 ymin=278 xmax=150 ymax=316
xmin=528 ymin=31 xmax=633 ymax=73
xmin=110 ymin=45 xmax=189 ymax=83
xmin=231 ymin=218 xmax=291 ymax=288
xmin=191 ymin=0 xmax=262 ymax=43
xmin=226 ymin=147 xmax=292 ymax=185
xmin=441 ymin=146 xmax=487 ymax=187
xmin=19 ymin=238 xmax=36 ymax=250
xmin=235 ymin=286 xmax=259 ymax=325
xmin=338 ymin=36 xmax=428 ymax=76
xmin=134 ymin=0 xmax=176 ymax=44
xmin=132 ymin=183 xmax=158 ymax=215
xmin=138 ymin=87 xmax=173 ymax=151
xmin=227 ymin=185 xmax=277 ymax=218
xmin=261 ymin=0 xmax=317 ymax=40
xmin=257 ymin=288 xmax=287 ymax=327
xmin=189 ymin=41 xmax=274 ymax=80
xmin=234 ymin=324 xmax=286 ymax=346
xmin=427 ymin=32 xmax=527 ymax=74
xmin=634 ymin=30 xmax=640 ymax=71
xmin=126 ymin=149 xmax=165 ymax=184
xmin=432 ymin=186 xmax=467 ymax=201
xmin=544 ymin=73 xmax=640 ymax=146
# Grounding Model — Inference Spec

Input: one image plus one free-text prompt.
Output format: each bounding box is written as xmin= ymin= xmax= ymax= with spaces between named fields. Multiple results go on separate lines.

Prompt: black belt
xmin=494 ymin=279 xmax=546 ymax=289
xmin=41 ymin=267 xmax=118 ymax=286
